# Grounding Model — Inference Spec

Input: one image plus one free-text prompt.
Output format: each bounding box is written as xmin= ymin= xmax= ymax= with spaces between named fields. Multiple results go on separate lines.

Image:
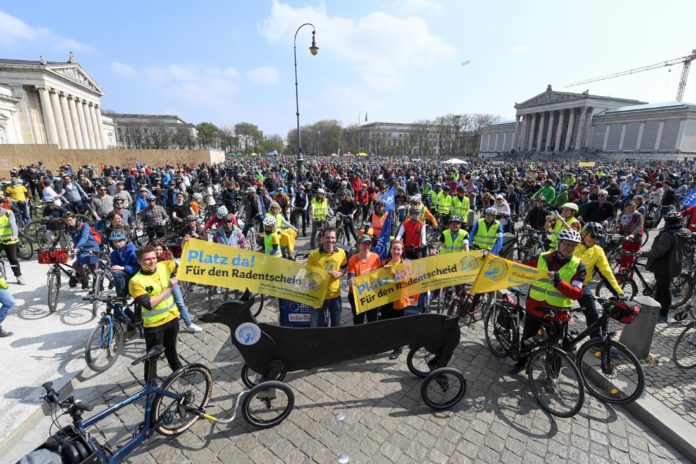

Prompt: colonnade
xmin=37 ymin=86 xmax=104 ymax=149
xmin=513 ymin=107 xmax=594 ymax=153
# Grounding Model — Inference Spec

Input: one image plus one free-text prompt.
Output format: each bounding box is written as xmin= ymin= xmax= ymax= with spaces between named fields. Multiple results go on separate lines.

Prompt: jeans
xmin=578 ymin=285 xmax=601 ymax=338
xmin=112 ymin=270 xmax=130 ymax=297
xmin=171 ymin=283 xmax=193 ymax=326
xmin=0 ymin=289 xmax=16 ymax=330
xmin=310 ymin=296 xmax=342 ymax=327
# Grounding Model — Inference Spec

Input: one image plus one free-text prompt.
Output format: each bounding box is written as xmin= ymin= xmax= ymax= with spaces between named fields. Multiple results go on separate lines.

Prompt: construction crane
xmin=566 ymin=49 xmax=696 ymax=102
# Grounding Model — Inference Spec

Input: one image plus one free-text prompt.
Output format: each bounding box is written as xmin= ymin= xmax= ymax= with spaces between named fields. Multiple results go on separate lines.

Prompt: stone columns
xmin=554 ymin=110 xmax=565 ymax=152
xmin=58 ymin=93 xmax=77 ymax=148
xmin=575 ymin=107 xmax=589 ymax=150
xmin=49 ymin=89 xmax=69 ymax=148
xmin=564 ymin=109 xmax=576 ymax=151
xmin=545 ymin=111 xmax=555 ymax=152
xmin=513 ymin=115 xmax=521 ymax=150
xmin=535 ymin=112 xmax=546 ymax=151
xmin=527 ymin=113 xmax=537 ymax=150
xmin=75 ymin=98 xmax=91 ymax=148
xmin=37 ymin=87 xmax=59 ymax=144
xmin=82 ymin=100 xmax=97 ymax=149
xmin=94 ymin=105 xmax=105 ymax=148
xmin=89 ymin=104 xmax=104 ymax=148
xmin=67 ymin=96 xmax=84 ymax=149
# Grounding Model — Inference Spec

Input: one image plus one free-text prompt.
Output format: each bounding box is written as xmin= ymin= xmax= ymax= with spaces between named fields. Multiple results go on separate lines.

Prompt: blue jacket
xmin=109 ymin=242 xmax=140 ymax=276
xmin=69 ymin=222 xmax=101 ymax=264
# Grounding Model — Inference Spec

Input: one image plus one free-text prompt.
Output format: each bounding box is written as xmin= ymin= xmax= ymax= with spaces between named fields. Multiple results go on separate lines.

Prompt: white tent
xmin=442 ymin=158 xmax=468 ymax=165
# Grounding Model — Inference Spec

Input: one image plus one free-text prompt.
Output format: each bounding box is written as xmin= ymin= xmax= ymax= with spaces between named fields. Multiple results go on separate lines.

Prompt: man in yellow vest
xmin=435 ymin=215 xmax=469 ymax=255
xmin=510 ymin=229 xmax=586 ymax=374
xmin=129 ymin=245 xmax=183 ymax=381
xmin=449 ymin=186 xmax=470 ymax=230
xmin=0 ymin=208 xmax=24 ymax=284
xmin=309 ymin=188 xmax=331 ymax=249
xmin=546 ymin=202 xmax=581 ymax=250
xmin=469 ymin=208 xmax=503 ymax=255
xmin=436 ymin=185 xmax=452 ymax=224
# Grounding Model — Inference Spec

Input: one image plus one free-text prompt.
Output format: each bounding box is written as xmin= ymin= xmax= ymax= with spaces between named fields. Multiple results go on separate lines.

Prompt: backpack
xmin=89 ymin=225 xmax=102 ymax=246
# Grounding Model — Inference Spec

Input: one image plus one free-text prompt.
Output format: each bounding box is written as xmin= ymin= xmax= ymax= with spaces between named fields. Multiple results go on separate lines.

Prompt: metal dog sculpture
xmin=199 ymin=292 xmax=461 ymax=380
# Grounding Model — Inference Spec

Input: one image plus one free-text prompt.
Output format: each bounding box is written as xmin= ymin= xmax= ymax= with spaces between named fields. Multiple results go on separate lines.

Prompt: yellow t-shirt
xmin=128 ymin=260 xmax=180 ymax=327
xmin=307 ymin=247 xmax=347 ymax=300
xmin=5 ymin=185 xmax=28 ymax=202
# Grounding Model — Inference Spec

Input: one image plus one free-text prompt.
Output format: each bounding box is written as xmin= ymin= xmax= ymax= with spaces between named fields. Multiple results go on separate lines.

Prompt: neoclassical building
xmin=0 ymin=54 xmax=111 ymax=149
xmin=481 ymin=85 xmax=696 ymax=159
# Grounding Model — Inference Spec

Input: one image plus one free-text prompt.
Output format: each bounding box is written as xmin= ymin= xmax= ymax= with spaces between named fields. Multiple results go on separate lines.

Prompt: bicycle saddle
xmin=131 ymin=345 xmax=165 ymax=366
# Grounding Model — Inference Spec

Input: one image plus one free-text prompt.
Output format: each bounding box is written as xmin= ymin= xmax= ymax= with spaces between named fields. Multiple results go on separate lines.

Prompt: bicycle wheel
xmin=17 ymin=236 xmax=33 ymax=260
xmin=406 ymin=346 xmax=436 ymax=378
xmin=47 ymin=268 xmax=61 ymax=313
xmin=595 ymin=275 xmax=638 ymax=301
xmin=152 ymin=364 xmax=213 ymax=436
xmin=240 ymin=363 xmax=287 ymax=388
xmin=241 ymin=381 xmax=294 ymax=429
xmin=670 ymin=273 xmax=694 ymax=309
xmin=483 ymin=304 xmax=514 ymax=358
xmin=85 ymin=319 xmax=124 ymax=373
xmin=246 ymin=228 xmax=258 ymax=251
xmin=91 ymin=271 xmax=106 ymax=319
xmin=576 ymin=338 xmax=645 ymax=404
xmin=527 ymin=347 xmax=584 ymax=418
xmin=420 ymin=367 xmax=467 ymax=410
xmin=673 ymin=323 xmax=696 ymax=369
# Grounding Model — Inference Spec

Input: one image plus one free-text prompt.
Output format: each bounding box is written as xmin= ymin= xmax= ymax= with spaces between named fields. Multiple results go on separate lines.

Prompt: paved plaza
xmin=1 ymin=236 xmax=694 ymax=463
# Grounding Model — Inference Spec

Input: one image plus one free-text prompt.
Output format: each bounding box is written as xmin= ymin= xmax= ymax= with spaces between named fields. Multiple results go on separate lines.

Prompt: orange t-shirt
xmin=380 ymin=258 xmax=415 ymax=310
xmin=347 ymin=252 xmax=381 ymax=294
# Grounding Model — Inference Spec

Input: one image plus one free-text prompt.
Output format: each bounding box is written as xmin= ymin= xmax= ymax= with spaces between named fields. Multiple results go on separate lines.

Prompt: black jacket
xmin=644 ymin=225 xmax=690 ymax=278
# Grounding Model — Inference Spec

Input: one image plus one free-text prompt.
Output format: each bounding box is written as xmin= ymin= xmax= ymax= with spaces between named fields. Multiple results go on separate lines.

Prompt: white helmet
xmin=485 ymin=207 xmax=497 ymax=215
xmin=557 ymin=229 xmax=582 ymax=243
xmin=216 ymin=206 xmax=228 ymax=218
xmin=192 ymin=192 xmax=203 ymax=201
xmin=263 ymin=216 xmax=277 ymax=227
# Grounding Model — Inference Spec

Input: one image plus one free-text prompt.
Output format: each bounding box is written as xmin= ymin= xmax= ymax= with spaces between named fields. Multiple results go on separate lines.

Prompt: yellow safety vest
xmin=430 ymin=190 xmax=441 ymax=209
xmin=529 ymin=252 xmax=581 ymax=308
xmin=437 ymin=194 xmax=451 ymax=215
xmin=450 ymin=195 xmax=470 ymax=217
xmin=548 ymin=217 xmax=579 ymax=250
xmin=130 ymin=263 xmax=178 ymax=328
xmin=311 ymin=198 xmax=328 ymax=222
xmin=441 ymin=229 xmax=467 ymax=254
xmin=472 ymin=218 xmax=500 ymax=250
xmin=0 ymin=213 xmax=17 ymax=244
xmin=265 ymin=212 xmax=285 ymax=230
xmin=264 ymin=232 xmax=282 ymax=257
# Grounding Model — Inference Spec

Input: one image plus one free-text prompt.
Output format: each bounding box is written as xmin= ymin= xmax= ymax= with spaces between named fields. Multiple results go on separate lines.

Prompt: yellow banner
xmin=353 ymin=250 xmax=484 ymax=314
xmin=470 ymin=253 xmax=549 ymax=294
xmin=178 ymin=239 xmax=329 ymax=307
xmin=578 ymin=161 xmax=596 ymax=167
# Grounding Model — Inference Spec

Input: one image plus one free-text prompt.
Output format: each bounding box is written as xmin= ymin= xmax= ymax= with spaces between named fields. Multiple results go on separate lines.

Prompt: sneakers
xmin=16 ymin=276 xmax=25 ymax=285
xmin=0 ymin=329 xmax=12 ymax=337
xmin=388 ymin=348 xmax=402 ymax=360
xmin=81 ymin=279 xmax=90 ymax=290
xmin=185 ymin=323 xmax=203 ymax=334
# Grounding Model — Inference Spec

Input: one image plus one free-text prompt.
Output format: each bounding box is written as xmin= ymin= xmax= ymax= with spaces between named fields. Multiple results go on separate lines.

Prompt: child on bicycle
xmin=64 ymin=211 xmax=100 ymax=289
xmin=262 ymin=216 xmax=282 ymax=257
xmin=108 ymin=228 xmax=139 ymax=298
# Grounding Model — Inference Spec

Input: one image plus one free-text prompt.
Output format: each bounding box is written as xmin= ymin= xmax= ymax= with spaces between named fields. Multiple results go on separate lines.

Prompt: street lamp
xmin=357 ymin=111 xmax=368 ymax=153
xmin=294 ymin=23 xmax=319 ymax=180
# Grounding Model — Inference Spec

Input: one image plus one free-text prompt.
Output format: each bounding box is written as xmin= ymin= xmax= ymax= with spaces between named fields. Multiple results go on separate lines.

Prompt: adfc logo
xmin=302 ymin=271 xmax=322 ymax=290
xmin=459 ymin=255 xmax=481 ymax=273
xmin=484 ymin=259 xmax=508 ymax=281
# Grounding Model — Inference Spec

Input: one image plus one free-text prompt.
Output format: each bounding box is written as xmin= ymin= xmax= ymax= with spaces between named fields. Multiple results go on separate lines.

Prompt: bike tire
xmin=85 ymin=319 xmax=124 ymax=373
xmin=641 ymin=230 xmax=649 ymax=248
xmin=420 ymin=367 xmax=467 ymax=410
xmin=152 ymin=364 xmax=213 ymax=436
xmin=673 ymin=322 xmax=696 ymax=370
xmin=576 ymin=338 xmax=645 ymax=404
xmin=241 ymin=381 xmax=294 ymax=429
xmin=483 ymin=304 xmax=513 ymax=358
xmin=527 ymin=347 xmax=584 ymax=418
xmin=92 ymin=271 xmax=106 ymax=319
xmin=17 ymin=235 xmax=33 ymax=260
xmin=406 ymin=346 xmax=436 ymax=378
xmin=595 ymin=275 xmax=638 ymax=301
xmin=47 ymin=268 xmax=61 ymax=313
xmin=240 ymin=363 xmax=287 ymax=388
xmin=670 ymin=273 xmax=694 ymax=309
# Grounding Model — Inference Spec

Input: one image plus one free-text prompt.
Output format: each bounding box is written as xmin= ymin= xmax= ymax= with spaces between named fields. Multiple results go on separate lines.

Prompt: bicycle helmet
xmin=410 ymin=194 xmax=422 ymax=203
xmin=582 ymin=222 xmax=605 ymax=239
xmin=263 ymin=216 xmax=277 ymax=227
xmin=109 ymin=229 xmax=128 ymax=241
xmin=185 ymin=214 xmax=198 ymax=222
xmin=557 ymin=228 xmax=582 ymax=243
xmin=192 ymin=192 xmax=203 ymax=201
xmin=663 ymin=209 xmax=682 ymax=226
xmin=146 ymin=194 xmax=156 ymax=201
xmin=484 ymin=207 xmax=497 ymax=215
xmin=561 ymin=202 xmax=579 ymax=213
xmin=449 ymin=215 xmax=462 ymax=223
xmin=216 ymin=206 xmax=228 ymax=218
xmin=222 ymin=213 xmax=237 ymax=224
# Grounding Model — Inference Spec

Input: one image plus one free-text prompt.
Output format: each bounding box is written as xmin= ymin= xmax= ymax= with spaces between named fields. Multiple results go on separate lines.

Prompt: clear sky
xmin=1 ymin=0 xmax=695 ymax=137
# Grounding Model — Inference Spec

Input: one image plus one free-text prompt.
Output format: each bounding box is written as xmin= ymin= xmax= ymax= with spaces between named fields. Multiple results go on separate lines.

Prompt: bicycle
xmin=446 ymin=286 xmax=495 ymax=327
xmin=84 ymin=296 xmax=141 ymax=373
xmin=499 ymin=225 xmax=546 ymax=262
xmin=673 ymin=319 xmax=696 ymax=369
xmin=42 ymin=248 xmax=101 ymax=317
xmin=25 ymin=346 xmax=212 ymax=464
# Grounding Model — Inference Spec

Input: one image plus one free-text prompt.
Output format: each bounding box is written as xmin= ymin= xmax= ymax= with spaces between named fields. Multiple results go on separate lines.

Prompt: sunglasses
xmin=147 ymin=199 xmax=156 ymax=202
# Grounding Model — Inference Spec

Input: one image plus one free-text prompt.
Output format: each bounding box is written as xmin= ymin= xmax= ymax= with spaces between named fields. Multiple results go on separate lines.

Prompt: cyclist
xmin=449 ymin=186 xmax=471 ymax=230
xmin=546 ymin=202 xmax=581 ymax=250
xmin=262 ymin=216 xmax=282 ymax=257
xmin=617 ymin=200 xmax=644 ymax=270
xmin=5 ymin=178 xmax=30 ymax=223
xmin=0 ymin=206 xmax=24 ymax=285
xmin=434 ymin=215 xmax=469 ymax=255
xmin=510 ymin=229 xmax=586 ymax=374
xmin=177 ymin=214 xmax=205 ymax=241
xmin=408 ymin=195 xmax=438 ymax=228
xmin=63 ymin=211 xmax=100 ymax=289
xmin=524 ymin=196 xmax=549 ymax=231
xmin=291 ymin=184 xmax=309 ymax=237
xmin=153 ymin=242 xmax=202 ymax=333
xmin=212 ymin=213 xmax=248 ymax=249
xmin=203 ymin=205 xmax=229 ymax=233
xmin=574 ymin=222 xmax=625 ymax=338
xmin=310 ymin=188 xmax=331 ymax=249
xmin=336 ymin=194 xmax=359 ymax=245
xmin=395 ymin=207 xmax=427 ymax=259
xmin=363 ymin=199 xmax=388 ymax=245
xmin=108 ymin=228 xmax=139 ymax=298
xmin=436 ymin=185 xmax=452 ymax=225
xmin=469 ymin=207 xmax=503 ymax=255
xmin=138 ymin=195 xmax=169 ymax=242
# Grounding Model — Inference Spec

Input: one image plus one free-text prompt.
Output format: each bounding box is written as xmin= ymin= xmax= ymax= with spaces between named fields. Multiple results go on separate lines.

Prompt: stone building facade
xmin=104 ymin=113 xmax=197 ymax=149
xmin=360 ymin=122 xmax=477 ymax=157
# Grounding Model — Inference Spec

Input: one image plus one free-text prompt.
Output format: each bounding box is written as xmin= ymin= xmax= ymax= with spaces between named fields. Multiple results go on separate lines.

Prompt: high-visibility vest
xmin=402 ymin=219 xmax=424 ymax=248
xmin=450 ymin=195 xmax=470 ymax=217
xmin=529 ymin=252 xmax=581 ymax=308
xmin=0 ymin=212 xmax=17 ymax=244
xmin=430 ymin=190 xmax=440 ymax=208
xmin=441 ymin=229 xmax=467 ymax=254
xmin=472 ymin=218 xmax=500 ymax=250
xmin=265 ymin=212 xmax=285 ymax=230
xmin=437 ymin=194 xmax=451 ymax=215
xmin=311 ymin=198 xmax=328 ymax=222
xmin=264 ymin=232 xmax=282 ymax=257
xmin=548 ymin=216 xmax=580 ymax=250
xmin=130 ymin=264 xmax=177 ymax=328
xmin=370 ymin=212 xmax=387 ymax=237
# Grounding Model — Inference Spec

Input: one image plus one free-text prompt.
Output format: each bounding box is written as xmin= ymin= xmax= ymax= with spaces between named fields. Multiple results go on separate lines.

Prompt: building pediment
xmin=46 ymin=65 xmax=104 ymax=95
xmin=515 ymin=86 xmax=585 ymax=109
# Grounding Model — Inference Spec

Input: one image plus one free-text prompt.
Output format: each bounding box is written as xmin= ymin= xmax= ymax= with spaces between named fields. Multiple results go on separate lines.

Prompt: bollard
xmin=618 ymin=296 xmax=660 ymax=359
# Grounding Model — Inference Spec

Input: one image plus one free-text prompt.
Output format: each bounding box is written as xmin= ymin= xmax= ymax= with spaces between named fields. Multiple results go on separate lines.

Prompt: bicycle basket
xmin=38 ymin=248 xmax=69 ymax=264
xmin=608 ymin=299 xmax=641 ymax=324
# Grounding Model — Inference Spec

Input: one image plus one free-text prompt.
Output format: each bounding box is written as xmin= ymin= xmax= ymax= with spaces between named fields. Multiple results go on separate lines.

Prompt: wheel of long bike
xmin=670 ymin=274 xmax=694 ymax=309
xmin=240 ymin=363 xmax=287 ymax=388
xmin=527 ymin=347 xmax=584 ymax=418
xmin=231 ymin=289 xmax=265 ymax=318
xmin=241 ymin=381 xmax=294 ymax=429
xmin=17 ymin=236 xmax=33 ymax=260
xmin=152 ymin=364 xmax=213 ymax=436
xmin=207 ymin=286 xmax=230 ymax=312
xmin=438 ymin=288 xmax=453 ymax=314
xmin=576 ymin=338 xmax=645 ymax=404
xmin=484 ymin=305 xmax=513 ymax=358
xmin=407 ymin=346 xmax=436 ymax=378
xmin=421 ymin=367 xmax=466 ymax=410
xmin=47 ymin=268 xmax=61 ymax=313
xmin=91 ymin=272 xmax=105 ymax=319
xmin=673 ymin=323 xmax=696 ymax=369
xmin=595 ymin=275 xmax=637 ymax=301
xmin=85 ymin=319 xmax=124 ymax=373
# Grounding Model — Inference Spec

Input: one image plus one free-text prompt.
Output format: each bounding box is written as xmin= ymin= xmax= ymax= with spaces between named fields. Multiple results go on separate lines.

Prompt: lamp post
xmin=357 ymin=110 xmax=368 ymax=153
xmin=294 ymin=23 xmax=319 ymax=181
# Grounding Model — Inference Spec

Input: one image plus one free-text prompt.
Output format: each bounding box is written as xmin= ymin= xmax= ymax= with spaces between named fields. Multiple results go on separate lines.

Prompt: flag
xmin=470 ymin=253 xmax=547 ymax=294
xmin=373 ymin=213 xmax=392 ymax=260
xmin=378 ymin=186 xmax=396 ymax=212
xmin=683 ymin=186 xmax=696 ymax=209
